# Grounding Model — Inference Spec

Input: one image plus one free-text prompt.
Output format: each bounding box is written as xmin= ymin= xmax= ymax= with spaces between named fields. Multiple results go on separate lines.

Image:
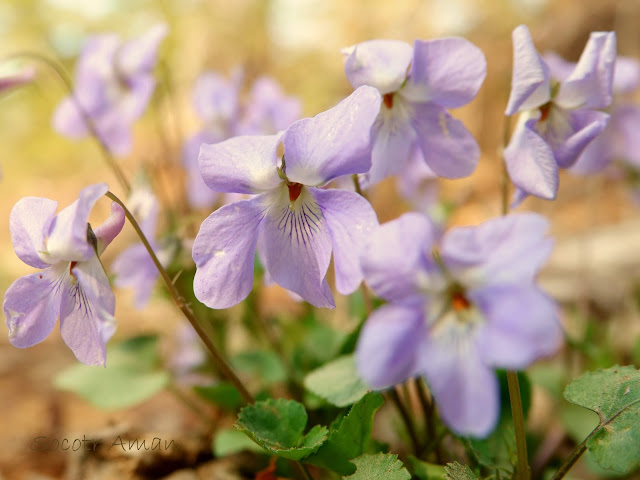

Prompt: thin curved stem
xmin=5 ymin=52 xmax=131 ymax=193
xmin=105 ymin=191 xmax=253 ymax=404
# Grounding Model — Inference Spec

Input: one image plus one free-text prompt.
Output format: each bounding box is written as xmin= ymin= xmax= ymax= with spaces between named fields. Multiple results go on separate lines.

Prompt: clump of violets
xmin=183 ymin=70 xmax=301 ymax=208
xmin=192 ymin=86 xmax=380 ymax=309
xmin=504 ymin=25 xmax=616 ymax=204
xmin=341 ymin=38 xmax=486 ymax=184
xmin=3 ymin=183 xmax=124 ymax=366
xmin=53 ymin=24 xmax=168 ymax=156
xmin=356 ymin=212 xmax=562 ymax=437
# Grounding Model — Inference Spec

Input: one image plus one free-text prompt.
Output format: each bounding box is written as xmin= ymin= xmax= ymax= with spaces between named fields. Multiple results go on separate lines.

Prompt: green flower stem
xmin=501 ymin=113 xmax=530 ymax=480
xmin=506 ymin=371 xmax=530 ymax=480
xmin=6 ymin=52 xmax=131 ymax=193
xmin=296 ymin=462 xmax=314 ymax=480
xmin=388 ymin=386 xmax=422 ymax=455
xmin=416 ymin=377 xmax=443 ymax=463
xmin=105 ymin=191 xmax=254 ymax=404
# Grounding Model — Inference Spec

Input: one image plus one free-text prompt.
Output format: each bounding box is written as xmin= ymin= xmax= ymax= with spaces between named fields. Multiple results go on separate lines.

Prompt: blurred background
xmin=1 ymin=0 xmax=640 ymax=478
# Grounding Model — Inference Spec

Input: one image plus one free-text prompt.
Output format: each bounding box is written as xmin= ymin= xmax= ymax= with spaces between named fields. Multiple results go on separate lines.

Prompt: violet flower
xmin=356 ymin=212 xmax=562 ymax=437
xmin=3 ymin=184 xmax=125 ymax=366
xmin=192 ymin=86 xmax=380 ymax=309
xmin=571 ymin=57 xmax=640 ymax=175
xmin=504 ymin=25 xmax=616 ymax=203
xmin=53 ymin=24 xmax=168 ymax=156
xmin=341 ymin=38 xmax=485 ymax=184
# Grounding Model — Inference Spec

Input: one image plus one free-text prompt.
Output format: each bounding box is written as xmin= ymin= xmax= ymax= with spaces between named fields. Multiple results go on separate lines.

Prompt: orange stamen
xmin=451 ymin=291 xmax=471 ymax=311
xmin=69 ymin=261 xmax=77 ymax=276
xmin=383 ymin=93 xmax=394 ymax=109
xmin=288 ymin=183 xmax=303 ymax=202
xmin=539 ymin=103 xmax=552 ymax=122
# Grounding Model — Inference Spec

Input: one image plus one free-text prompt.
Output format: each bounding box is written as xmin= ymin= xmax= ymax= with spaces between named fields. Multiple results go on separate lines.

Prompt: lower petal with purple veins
xmin=60 ymin=256 xmax=116 ymax=366
xmin=261 ymin=185 xmax=334 ymax=308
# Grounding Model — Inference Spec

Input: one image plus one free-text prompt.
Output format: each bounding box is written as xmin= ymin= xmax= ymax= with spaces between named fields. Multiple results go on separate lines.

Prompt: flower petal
xmin=115 ymin=23 xmax=168 ymax=77
xmin=94 ymin=202 xmax=125 ymax=255
xmin=504 ymin=117 xmax=558 ymax=199
xmin=342 ymin=40 xmax=413 ymax=94
xmin=361 ymin=212 xmax=438 ymax=302
xmin=474 ymin=286 xmax=563 ymax=370
xmin=282 ymin=85 xmax=381 ymax=186
xmin=612 ymin=56 xmax=640 ymax=94
xmin=411 ymin=103 xmax=479 ymax=178
xmin=3 ymin=266 xmax=65 ymax=348
xmin=60 ymin=256 xmax=116 ymax=366
xmin=552 ymin=109 xmax=609 ymax=168
xmin=193 ymin=196 xmax=267 ymax=309
xmin=112 ymin=243 xmax=158 ymax=308
xmin=356 ymin=304 xmax=424 ymax=390
xmin=402 ymin=37 xmax=486 ymax=108
xmin=309 ymin=188 xmax=379 ymax=295
xmin=73 ymin=34 xmax=121 ymax=112
xmin=10 ymin=197 xmax=58 ymax=269
xmin=192 ymin=70 xmax=241 ymax=123
xmin=52 ymin=97 xmax=89 ymax=139
xmin=46 ymin=183 xmax=109 ymax=262
xmin=238 ymin=76 xmax=302 ymax=135
xmin=261 ymin=186 xmax=334 ymax=308
xmin=442 ymin=213 xmax=553 ymax=287
xmin=367 ymin=112 xmax=417 ymax=184
xmin=418 ymin=337 xmax=500 ymax=438
xmin=182 ymin=130 xmax=222 ymax=208
xmin=199 ymin=134 xmax=282 ymax=194
xmin=505 ymin=25 xmax=551 ymax=115
xmin=555 ymin=31 xmax=616 ymax=110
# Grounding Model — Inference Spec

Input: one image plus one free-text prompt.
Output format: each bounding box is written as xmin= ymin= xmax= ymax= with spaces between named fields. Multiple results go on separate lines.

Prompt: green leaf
xmin=564 ymin=365 xmax=640 ymax=473
xmin=407 ymin=456 xmax=447 ymax=480
xmin=444 ymin=462 xmax=478 ymax=480
xmin=304 ymin=355 xmax=369 ymax=407
xmin=305 ymin=392 xmax=384 ymax=475
xmin=212 ymin=428 xmax=263 ymax=457
xmin=194 ymin=382 xmax=242 ymax=411
xmin=231 ymin=350 xmax=287 ymax=385
xmin=235 ymin=398 xmax=328 ymax=461
xmin=343 ymin=453 xmax=411 ymax=480
xmin=54 ymin=335 xmax=169 ymax=409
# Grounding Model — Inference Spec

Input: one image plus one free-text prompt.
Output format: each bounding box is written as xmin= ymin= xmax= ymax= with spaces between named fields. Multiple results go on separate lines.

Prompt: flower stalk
xmin=105 ymin=191 xmax=253 ymax=404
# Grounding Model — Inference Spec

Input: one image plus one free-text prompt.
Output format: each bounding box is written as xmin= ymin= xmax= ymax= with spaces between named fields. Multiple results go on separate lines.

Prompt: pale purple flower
xmin=504 ymin=25 xmax=616 ymax=203
xmin=3 ymin=184 xmax=125 ymax=366
xmin=192 ymin=86 xmax=381 ymax=309
xmin=112 ymin=186 xmax=174 ymax=308
xmin=571 ymin=57 xmax=640 ymax=174
xmin=182 ymin=70 xmax=301 ymax=209
xmin=341 ymin=38 xmax=486 ymax=184
xmin=236 ymin=76 xmax=302 ymax=135
xmin=356 ymin=213 xmax=562 ymax=437
xmin=53 ymin=24 xmax=168 ymax=156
